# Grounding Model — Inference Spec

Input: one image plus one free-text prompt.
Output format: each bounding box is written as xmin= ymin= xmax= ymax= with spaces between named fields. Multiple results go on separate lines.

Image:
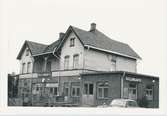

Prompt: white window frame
xmin=71 ymin=86 xmax=80 ymax=97
xmin=70 ymin=38 xmax=75 ymax=47
xmin=73 ymin=54 xmax=79 ymax=69
xmin=27 ymin=62 xmax=31 ymax=73
xmin=64 ymin=56 xmax=70 ymax=70
xmin=97 ymin=82 xmax=109 ymax=99
xmin=145 ymin=85 xmax=153 ymax=100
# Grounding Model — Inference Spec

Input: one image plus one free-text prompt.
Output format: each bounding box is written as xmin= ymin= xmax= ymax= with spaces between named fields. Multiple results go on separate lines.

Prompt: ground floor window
xmin=71 ymin=82 xmax=80 ymax=97
xmin=71 ymin=86 xmax=80 ymax=97
xmin=97 ymin=82 xmax=109 ymax=98
xmin=145 ymin=85 xmax=153 ymax=100
xmin=49 ymin=87 xmax=58 ymax=95
xmin=128 ymin=83 xmax=137 ymax=100
xmin=84 ymin=83 xmax=94 ymax=95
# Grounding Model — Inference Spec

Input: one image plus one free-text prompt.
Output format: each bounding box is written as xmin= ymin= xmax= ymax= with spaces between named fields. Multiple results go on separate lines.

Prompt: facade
xmin=14 ymin=23 xmax=159 ymax=107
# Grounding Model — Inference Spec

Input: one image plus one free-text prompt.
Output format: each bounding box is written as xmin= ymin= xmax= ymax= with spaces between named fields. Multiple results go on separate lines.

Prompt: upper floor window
xmin=64 ymin=55 xmax=70 ymax=70
xmin=73 ymin=54 xmax=79 ymax=69
xmin=26 ymin=49 xmax=29 ymax=56
xmin=111 ymin=56 xmax=116 ymax=71
xmin=22 ymin=63 xmax=26 ymax=74
xmin=27 ymin=62 xmax=31 ymax=73
xmin=70 ymin=38 xmax=75 ymax=47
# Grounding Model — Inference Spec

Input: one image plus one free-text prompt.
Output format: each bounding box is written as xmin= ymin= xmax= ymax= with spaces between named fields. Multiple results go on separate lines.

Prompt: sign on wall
xmin=126 ymin=76 xmax=142 ymax=82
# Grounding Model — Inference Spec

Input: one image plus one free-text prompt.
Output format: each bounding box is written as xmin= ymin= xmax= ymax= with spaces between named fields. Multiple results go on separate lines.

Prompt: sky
xmin=0 ymin=0 xmax=167 ymax=112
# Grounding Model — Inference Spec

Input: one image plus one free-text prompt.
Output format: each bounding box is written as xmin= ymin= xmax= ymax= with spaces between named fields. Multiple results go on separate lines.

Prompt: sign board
xmin=38 ymin=73 xmax=51 ymax=77
xmin=126 ymin=77 xmax=141 ymax=82
xmin=46 ymin=83 xmax=58 ymax=87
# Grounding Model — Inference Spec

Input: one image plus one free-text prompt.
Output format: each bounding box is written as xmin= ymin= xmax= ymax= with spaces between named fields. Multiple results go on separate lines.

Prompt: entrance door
xmin=82 ymin=83 xmax=94 ymax=106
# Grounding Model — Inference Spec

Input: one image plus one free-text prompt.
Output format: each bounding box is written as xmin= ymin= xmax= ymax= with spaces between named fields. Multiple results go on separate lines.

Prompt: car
xmin=97 ymin=99 xmax=139 ymax=108
xmin=110 ymin=99 xmax=139 ymax=108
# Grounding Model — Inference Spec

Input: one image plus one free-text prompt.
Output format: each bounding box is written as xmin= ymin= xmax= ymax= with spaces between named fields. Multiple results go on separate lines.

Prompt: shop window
xmin=145 ymin=85 xmax=153 ymax=100
xmin=84 ymin=83 xmax=94 ymax=95
xmin=97 ymin=82 xmax=109 ymax=98
xmin=73 ymin=54 xmax=79 ymax=69
xmin=50 ymin=87 xmax=58 ymax=95
xmin=71 ymin=84 xmax=80 ymax=97
xmin=70 ymin=38 xmax=75 ymax=47
xmin=64 ymin=56 xmax=70 ymax=70
xmin=64 ymin=88 xmax=69 ymax=96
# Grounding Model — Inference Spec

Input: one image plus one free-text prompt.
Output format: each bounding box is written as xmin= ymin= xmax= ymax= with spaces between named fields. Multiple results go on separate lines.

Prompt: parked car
xmin=110 ymin=99 xmax=138 ymax=108
xmin=97 ymin=99 xmax=139 ymax=108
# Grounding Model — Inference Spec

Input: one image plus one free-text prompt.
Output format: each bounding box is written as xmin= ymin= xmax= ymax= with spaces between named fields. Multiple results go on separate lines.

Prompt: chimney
xmin=59 ymin=32 xmax=65 ymax=40
xmin=90 ymin=23 xmax=96 ymax=31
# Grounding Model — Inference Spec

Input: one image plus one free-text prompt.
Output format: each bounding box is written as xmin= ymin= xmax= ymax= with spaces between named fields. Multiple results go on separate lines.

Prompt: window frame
xmin=97 ymin=82 xmax=109 ymax=99
xmin=70 ymin=37 xmax=75 ymax=47
xmin=73 ymin=54 xmax=79 ymax=69
xmin=84 ymin=83 xmax=94 ymax=95
xmin=64 ymin=55 xmax=70 ymax=70
xmin=145 ymin=85 xmax=153 ymax=100
xmin=22 ymin=63 xmax=26 ymax=74
xmin=26 ymin=49 xmax=29 ymax=56
xmin=27 ymin=62 xmax=31 ymax=73
xmin=71 ymin=85 xmax=80 ymax=97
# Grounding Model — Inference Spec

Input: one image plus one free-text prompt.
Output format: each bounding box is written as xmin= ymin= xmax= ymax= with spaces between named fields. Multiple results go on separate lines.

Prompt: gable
xmin=17 ymin=40 xmax=47 ymax=60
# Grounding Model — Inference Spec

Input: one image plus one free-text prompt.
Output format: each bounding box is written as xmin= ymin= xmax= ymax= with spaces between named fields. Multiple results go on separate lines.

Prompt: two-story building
xmin=16 ymin=23 xmax=159 ymax=107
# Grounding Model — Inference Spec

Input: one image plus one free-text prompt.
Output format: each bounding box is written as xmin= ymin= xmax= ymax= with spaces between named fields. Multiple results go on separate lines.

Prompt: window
xmin=22 ymin=63 xmax=26 ymax=74
xmin=145 ymin=85 xmax=153 ymax=100
xmin=26 ymin=49 xmax=29 ymax=56
xmin=71 ymin=86 xmax=80 ymax=97
xmin=84 ymin=83 xmax=94 ymax=95
xmin=64 ymin=88 xmax=69 ymax=96
xmin=111 ymin=59 xmax=116 ymax=71
xmin=70 ymin=38 xmax=75 ymax=47
xmin=27 ymin=62 xmax=31 ymax=73
xmin=97 ymin=82 xmax=109 ymax=98
xmin=64 ymin=56 xmax=70 ymax=70
xmin=128 ymin=83 xmax=137 ymax=100
xmin=49 ymin=87 xmax=58 ymax=95
xmin=73 ymin=54 xmax=79 ymax=69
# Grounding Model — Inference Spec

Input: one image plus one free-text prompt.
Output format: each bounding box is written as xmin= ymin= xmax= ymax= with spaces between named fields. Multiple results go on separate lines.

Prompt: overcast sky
xmin=1 ymin=0 xmax=167 ymax=110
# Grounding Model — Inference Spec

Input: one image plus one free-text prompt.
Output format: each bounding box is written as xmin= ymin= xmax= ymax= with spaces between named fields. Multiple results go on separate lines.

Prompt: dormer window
xmin=26 ymin=49 xmax=29 ymax=56
xmin=70 ymin=38 xmax=75 ymax=47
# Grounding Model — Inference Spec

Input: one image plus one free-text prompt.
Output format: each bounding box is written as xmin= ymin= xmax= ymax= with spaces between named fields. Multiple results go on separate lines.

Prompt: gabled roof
xmin=56 ymin=26 xmax=141 ymax=59
xmin=17 ymin=40 xmax=48 ymax=59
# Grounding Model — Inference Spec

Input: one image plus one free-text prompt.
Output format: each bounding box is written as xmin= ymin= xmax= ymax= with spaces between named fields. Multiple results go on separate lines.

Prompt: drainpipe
xmin=121 ymin=72 xmax=126 ymax=98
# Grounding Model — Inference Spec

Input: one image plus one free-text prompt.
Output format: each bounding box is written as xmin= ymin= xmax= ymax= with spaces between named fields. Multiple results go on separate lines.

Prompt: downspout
xmin=53 ymin=52 xmax=61 ymax=96
xmin=121 ymin=72 xmax=126 ymax=98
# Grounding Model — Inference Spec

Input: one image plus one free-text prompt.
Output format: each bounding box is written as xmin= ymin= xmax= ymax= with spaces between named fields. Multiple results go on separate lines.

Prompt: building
xmin=15 ymin=23 xmax=159 ymax=107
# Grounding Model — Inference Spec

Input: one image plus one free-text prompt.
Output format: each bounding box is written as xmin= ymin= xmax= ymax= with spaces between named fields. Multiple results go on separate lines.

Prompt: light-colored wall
xmin=84 ymin=49 xmax=137 ymax=72
xmin=60 ymin=32 xmax=84 ymax=70
xmin=20 ymin=47 xmax=34 ymax=74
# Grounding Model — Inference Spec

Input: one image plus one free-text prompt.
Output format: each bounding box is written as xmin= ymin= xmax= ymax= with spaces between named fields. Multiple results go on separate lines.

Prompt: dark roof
xmin=17 ymin=24 xmax=141 ymax=60
xmin=17 ymin=40 xmax=48 ymax=59
xmin=71 ymin=26 xmax=141 ymax=59
xmin=43 ymin=39 xmax=60 ymax=53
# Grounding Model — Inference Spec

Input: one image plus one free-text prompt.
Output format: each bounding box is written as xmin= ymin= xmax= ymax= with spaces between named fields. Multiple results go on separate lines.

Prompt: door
xmin=82 ymin=83 xmax=94 ymax=106
xmin=128 ymin=83 xmax=137 ymax=100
